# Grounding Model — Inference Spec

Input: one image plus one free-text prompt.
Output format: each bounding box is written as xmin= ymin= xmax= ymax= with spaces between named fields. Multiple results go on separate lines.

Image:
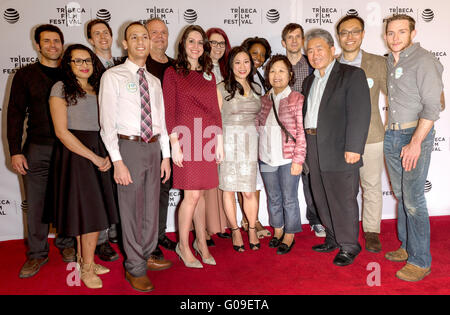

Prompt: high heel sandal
xmin=193 ymin=239 xmax=216 ymax=265
xmin=248 ymin=227 xmax=261 ymax=251
xmin=231 ymin=227 xmax=245 ymax=252
xmin=256 ymin=220 xmax=271 ymax=239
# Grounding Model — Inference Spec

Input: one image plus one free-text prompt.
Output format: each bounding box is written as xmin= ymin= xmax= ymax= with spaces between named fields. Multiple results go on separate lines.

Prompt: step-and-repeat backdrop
xmin=0 ymin=0 xmax=449 ymax=241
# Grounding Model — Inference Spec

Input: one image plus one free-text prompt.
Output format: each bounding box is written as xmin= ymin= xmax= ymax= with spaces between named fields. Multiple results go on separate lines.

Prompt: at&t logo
xmin=266 ymin=9 xmax=280 ymax=24
xmin=184 ymin=9 xmax=197 ymax=24
xmin=422 ymin=9 xmax=434 ymax=22
xmin=4 ymin=8 xmax=19 ymax=24
xmin=96 ymin=9 xmax=111 ymax=22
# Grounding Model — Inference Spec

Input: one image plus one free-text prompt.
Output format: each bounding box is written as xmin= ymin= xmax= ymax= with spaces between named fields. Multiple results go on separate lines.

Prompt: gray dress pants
xmin=117 ymin=139 xmax=161 ymax=277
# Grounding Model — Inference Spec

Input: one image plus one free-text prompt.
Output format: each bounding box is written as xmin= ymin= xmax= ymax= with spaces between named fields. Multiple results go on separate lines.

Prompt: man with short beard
xmin=7 ymin=24 xmax=75 ymax=278
xmin=383 ymin=14 xmax=443 ymax=282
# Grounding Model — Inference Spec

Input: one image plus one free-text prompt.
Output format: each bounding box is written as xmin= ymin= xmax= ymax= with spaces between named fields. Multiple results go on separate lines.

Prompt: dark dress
xmin=163 ymin=67 xmax=222 ymax=190
xmin=45 ymin=81 xmax=119 ymax=237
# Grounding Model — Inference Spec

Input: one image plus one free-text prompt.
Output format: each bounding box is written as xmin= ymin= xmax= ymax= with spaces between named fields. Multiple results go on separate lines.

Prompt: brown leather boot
xmin=125 ymin=271 xmax=154 ymax=292
xmin=364 ymin=232 xmax=382 ymax=253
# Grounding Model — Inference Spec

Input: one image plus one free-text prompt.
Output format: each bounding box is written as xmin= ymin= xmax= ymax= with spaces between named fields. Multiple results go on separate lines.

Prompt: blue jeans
xmin=259 ymin=161 xmax=302 ymax=234
xmin=384 ymin=127 xmax=434 ymax=268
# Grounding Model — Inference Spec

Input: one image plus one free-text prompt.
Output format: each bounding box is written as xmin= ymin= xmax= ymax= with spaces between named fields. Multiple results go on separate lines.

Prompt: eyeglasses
xmin=338 ymin=29 xmax=363 ymax=38
xmin=71 ymin=58 xmax=93 ymax=66
xmin=209 ymin=40 xmax=226 ymax=48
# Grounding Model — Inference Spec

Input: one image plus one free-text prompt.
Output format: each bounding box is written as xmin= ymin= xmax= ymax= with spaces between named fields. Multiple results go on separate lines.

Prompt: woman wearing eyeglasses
xmin=200 ymin=28 xmax=232 ymax=247
xmin=47 ymin=44 xmax=119 ymax=288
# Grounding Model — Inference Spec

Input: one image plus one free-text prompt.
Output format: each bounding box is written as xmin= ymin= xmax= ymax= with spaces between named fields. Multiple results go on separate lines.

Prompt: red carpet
xmin=1 ymin=216 xmax=449 ymax=295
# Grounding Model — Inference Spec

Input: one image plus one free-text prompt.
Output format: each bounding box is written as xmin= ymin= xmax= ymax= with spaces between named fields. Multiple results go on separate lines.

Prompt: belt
xmin=386 ymin=120 xmax=418 ymax=131
xmin=305 ymin=128 xmax=317 ymax=135
xmin=118 ymin=134 xmax=160 ymax=143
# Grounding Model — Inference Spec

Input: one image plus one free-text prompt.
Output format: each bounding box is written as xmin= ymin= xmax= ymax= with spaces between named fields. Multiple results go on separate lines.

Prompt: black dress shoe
xmin=312 ymin=242 xmax=339 ymax=253
xmin=206 ymin=237 xmax=215 ymax=247
xmin=216 ymin=232 xmax=231 ymax=239
xmin=333 ymin=250 xmax=358 ymax=267
xmin=277 ymin=240 xmax=295 ymax=255
xmin=158 ymin=235 xmax=177 ymax=251
xmin=268 ymin=232 xmax=285 ymax=248
xmin=95 ymin=242 xmax=119 ymax=262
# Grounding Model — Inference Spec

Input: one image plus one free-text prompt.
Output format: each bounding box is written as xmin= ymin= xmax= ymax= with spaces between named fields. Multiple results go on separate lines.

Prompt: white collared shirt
xmin=99 ymin=58 xmax=170 ymax=162
xmin=304 ymin=59 xmax=336 ymax=129
xmin=259 ymin=86 xmax=293 ymax=167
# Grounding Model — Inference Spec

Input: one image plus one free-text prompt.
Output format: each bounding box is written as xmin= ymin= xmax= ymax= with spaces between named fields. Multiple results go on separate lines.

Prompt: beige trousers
xmin=360 ymin=141 xmax=384 ymax=233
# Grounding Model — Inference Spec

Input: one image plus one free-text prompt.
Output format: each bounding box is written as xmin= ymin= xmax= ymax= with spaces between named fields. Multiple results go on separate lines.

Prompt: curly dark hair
xmin=59 ymin=44 xmax=105 ymax=106
xmin=175 ymin=25 xmax=213 ymax=77
xmin=264 ymin=54 xmax=296 ymax=90
xmin=241 ymin=37 xmax=272 ymax=64
xmin=224 ymin=46 xmax=261 ymax=101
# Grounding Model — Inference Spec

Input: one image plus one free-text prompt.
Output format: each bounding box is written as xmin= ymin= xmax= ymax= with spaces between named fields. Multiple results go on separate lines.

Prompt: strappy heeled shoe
xmin=231 ymin=227 xmax=245 ymax=252
xmin=193 ymin=239 xmax=216 ymax=265
xmin=175 ymin=243 xmax=203 ymax=269
xmin=248 ymin=227 xmax=261 ymax=251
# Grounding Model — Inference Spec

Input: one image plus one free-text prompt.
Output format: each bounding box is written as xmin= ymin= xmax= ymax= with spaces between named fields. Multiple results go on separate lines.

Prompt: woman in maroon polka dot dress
xmin=163 ymin=25 xmax=223 ymax=268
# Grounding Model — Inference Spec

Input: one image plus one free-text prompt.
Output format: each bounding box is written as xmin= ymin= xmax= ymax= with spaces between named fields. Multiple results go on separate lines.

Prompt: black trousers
xmin=306 ymin=135 xmax=361 ymax=255
xmin=158 ymin=165 xmax=172 ymax=240
xmin=302 ymin=172 xmax=322 ymax=226
xmin=23 ymin=142 xmax=74 ymax=259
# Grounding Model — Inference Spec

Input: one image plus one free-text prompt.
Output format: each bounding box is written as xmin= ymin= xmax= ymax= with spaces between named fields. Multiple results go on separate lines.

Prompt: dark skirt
xmin=45 ymin=130 xmax=119 ymax=237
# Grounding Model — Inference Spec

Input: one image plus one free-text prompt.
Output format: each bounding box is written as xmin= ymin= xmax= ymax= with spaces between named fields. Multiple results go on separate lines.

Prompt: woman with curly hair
xmin=48 ymin=44 xmax=119 ymax=288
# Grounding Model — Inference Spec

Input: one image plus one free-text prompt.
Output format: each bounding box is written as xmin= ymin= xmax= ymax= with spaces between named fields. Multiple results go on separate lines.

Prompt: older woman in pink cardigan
xmin=256 ymin=54 xmax=306 ymax=255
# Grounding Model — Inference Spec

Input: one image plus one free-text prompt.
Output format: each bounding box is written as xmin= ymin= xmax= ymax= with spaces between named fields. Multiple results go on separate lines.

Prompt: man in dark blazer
xmin=302 ymin=28 xmax=371 ymax=266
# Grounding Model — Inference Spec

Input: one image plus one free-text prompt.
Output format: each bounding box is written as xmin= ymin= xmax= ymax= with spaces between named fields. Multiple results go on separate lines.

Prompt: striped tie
xmin=137 ymin=68 xmax=153 ymax=142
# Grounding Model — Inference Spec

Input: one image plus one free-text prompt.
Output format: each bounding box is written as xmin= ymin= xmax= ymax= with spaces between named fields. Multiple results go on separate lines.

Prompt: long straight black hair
xmin=224 ymin=46 xmax=261 ymax=101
